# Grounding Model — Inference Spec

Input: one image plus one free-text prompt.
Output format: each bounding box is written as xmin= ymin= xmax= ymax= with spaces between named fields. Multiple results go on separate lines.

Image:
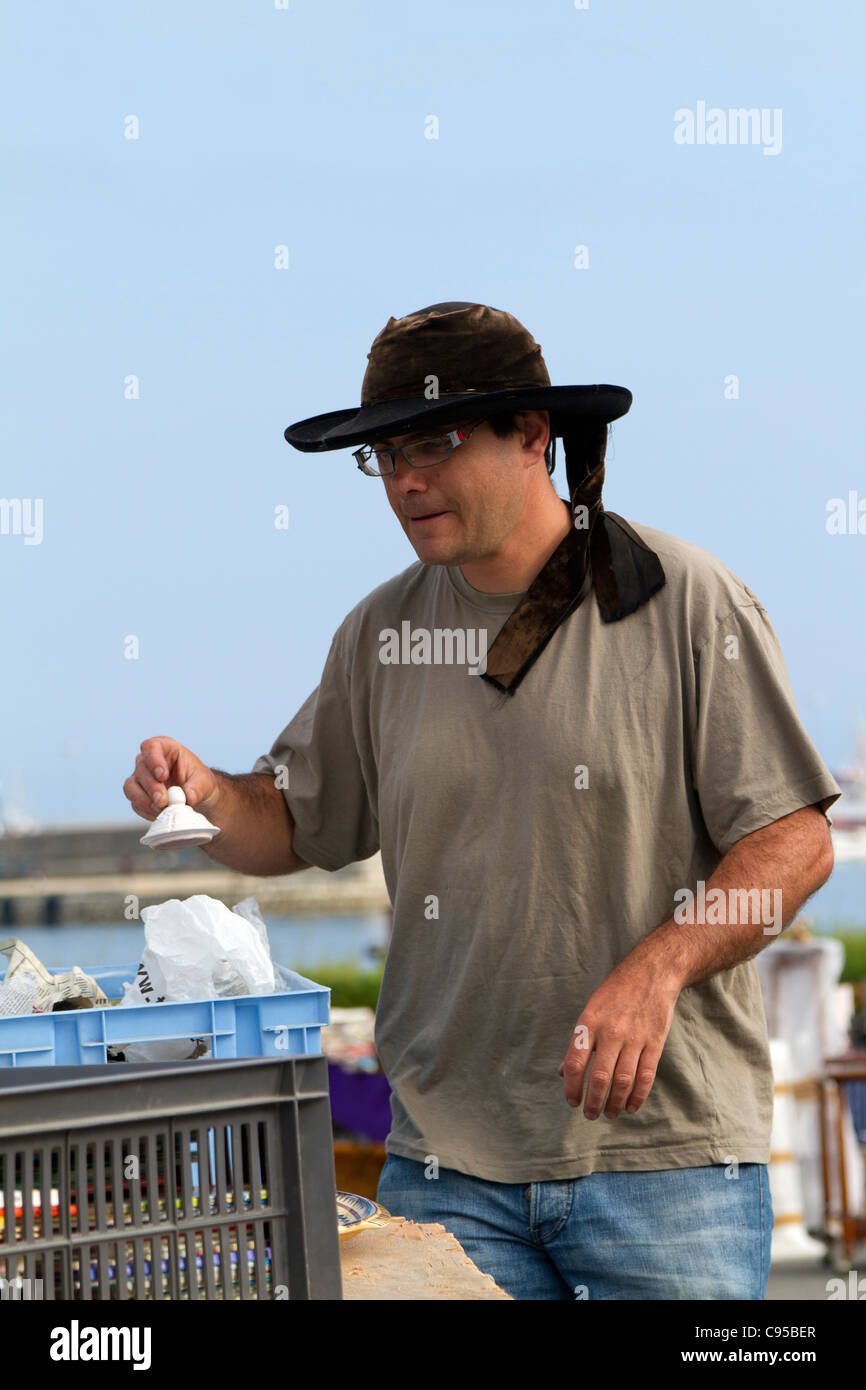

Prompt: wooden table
xmin=340 ymin=1217 xmax=512 ymax=1300
xmin=819 ymin=1050 xmax=866 ymax=1267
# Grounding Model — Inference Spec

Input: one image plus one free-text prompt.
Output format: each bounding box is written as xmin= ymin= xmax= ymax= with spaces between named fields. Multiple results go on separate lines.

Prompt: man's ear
xmin=514 ymin=409 xmax=550 ymax=461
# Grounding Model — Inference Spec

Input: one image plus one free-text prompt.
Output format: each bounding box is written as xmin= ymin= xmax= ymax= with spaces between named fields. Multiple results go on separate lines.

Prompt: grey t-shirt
xmin=252 ymin=519 xmax=840 ymax=1182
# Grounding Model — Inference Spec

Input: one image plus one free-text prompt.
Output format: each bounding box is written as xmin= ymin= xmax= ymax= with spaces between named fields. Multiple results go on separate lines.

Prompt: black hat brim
xmin=284 ymin=384 xmax=632 ymax=452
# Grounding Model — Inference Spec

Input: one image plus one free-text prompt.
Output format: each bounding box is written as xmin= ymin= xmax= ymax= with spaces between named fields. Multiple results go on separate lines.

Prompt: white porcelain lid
xmin=140 ymin=786 xmax=220 ymax=849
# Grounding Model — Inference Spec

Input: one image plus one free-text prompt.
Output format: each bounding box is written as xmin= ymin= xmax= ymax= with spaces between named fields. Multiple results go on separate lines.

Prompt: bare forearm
xmin=559 ymin=805 xmax=834 ymax=1119
xmin=198 ymin=770 xmax=312 ymax=876
xmin=630 ymin=805 xmax=835 ymax=992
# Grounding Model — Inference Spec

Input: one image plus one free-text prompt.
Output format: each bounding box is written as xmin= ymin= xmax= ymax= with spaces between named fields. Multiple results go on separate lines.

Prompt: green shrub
xmin=301 ymin=961 xmax=383 ymax=1010
xmin=823 ymin=930 xmax=866 ymax=986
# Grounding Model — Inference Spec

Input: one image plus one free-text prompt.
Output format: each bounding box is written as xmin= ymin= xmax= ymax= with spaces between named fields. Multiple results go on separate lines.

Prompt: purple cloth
xmin=327 ymin=1063 xmax=392 ymax=1142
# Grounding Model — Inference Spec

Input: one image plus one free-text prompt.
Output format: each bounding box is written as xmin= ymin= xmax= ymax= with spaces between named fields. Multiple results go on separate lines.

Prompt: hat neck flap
xmin=479 ymin=428 xmax=666 ymax=694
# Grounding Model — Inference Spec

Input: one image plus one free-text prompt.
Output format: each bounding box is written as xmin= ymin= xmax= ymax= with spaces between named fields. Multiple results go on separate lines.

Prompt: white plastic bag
xmin=136 ymin=894 xmax=277 ymax=1002
xmin=119 ymin=1037 xmax=211 ymax=1063
xmin=111 ymin=895 xmax=278 ymax=1063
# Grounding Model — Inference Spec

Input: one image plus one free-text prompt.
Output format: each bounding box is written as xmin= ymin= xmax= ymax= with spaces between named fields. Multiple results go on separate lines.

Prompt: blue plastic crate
xmin=0 ymin=963 xmax=329 ymax=1067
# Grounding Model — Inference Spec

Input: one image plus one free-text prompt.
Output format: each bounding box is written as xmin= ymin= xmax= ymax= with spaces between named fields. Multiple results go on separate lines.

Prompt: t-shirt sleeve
xmin=250 ymin=628 xmax=379 ymax=871
xmin=691 ymin=600 xmax=841 ymax=854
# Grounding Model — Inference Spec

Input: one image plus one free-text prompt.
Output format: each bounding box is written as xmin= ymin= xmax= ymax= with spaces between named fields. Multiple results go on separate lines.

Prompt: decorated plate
xmin=336 ymin=1190 xmax=392 ymax=1241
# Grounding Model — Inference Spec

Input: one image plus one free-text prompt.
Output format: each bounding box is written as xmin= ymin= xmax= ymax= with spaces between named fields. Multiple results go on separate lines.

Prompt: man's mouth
xmin=407 ymin=510 xmax=449 ymax=523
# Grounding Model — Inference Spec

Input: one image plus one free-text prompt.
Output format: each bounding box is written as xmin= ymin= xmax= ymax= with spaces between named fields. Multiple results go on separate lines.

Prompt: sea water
xmin=2 ymin=913 xmax=391 ymax=975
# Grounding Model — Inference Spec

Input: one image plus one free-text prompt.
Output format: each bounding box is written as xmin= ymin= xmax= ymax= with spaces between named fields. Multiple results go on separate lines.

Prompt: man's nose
xmin=387 ymin=454 xmax=429 ymax=494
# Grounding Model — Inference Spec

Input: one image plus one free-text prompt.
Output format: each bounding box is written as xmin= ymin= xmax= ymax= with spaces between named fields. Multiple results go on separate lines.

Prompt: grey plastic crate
xmin=0 ymin=1055 xmax=343 ymax=1300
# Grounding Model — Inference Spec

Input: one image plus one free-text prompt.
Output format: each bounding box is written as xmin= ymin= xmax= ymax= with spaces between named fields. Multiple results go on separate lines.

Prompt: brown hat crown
xmin=361 ymin=301 xmax=551 ymax=406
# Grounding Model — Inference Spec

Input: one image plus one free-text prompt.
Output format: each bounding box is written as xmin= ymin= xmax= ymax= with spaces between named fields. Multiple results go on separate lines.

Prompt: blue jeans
xmin=376 ymin=1154 xmax=773 ymax=1300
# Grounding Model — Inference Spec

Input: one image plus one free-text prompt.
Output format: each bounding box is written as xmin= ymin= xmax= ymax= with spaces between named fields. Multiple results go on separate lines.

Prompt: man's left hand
xmin=557 ymin=958 xmax=681 ymax=1120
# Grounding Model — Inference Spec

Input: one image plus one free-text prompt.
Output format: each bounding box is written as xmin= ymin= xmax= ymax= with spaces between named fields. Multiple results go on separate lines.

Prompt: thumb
xmin=159 ymin=750 xmax=213 ymax=809
xmin=177 ymin=766 xmax=217 ymax=811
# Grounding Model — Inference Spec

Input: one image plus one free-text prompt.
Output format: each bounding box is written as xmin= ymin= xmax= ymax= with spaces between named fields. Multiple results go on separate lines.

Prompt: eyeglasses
xmin=353 ymin=420 xmax=483 ymax=477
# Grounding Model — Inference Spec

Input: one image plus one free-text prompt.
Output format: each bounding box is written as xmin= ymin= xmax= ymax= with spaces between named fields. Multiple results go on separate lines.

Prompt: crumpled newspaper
xmin=0 ymin=938 xmax=108 ymax=1013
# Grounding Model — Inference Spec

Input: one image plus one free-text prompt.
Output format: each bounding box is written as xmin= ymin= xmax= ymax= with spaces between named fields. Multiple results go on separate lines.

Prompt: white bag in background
xmin=119 ymin=1037 xmax=211 ymax=1063
xmin=137 ymin=894 xmax=278 ymax=1003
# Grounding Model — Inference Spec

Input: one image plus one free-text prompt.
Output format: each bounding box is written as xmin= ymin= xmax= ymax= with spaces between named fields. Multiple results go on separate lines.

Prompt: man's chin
xmin=410 ymin=544 xmax=456 ymax=565
xmin=405 ymin=525 xmax=465 ymax=565
xmin=409 ymin=535 xmax=476 ymax=565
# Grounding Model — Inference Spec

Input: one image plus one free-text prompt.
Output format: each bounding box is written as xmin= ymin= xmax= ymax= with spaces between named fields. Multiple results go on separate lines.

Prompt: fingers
xmin=123 ymin=737 xmax=218 ymax=823
xmin=122 ymin=737 xmax=181 ymax=820
xmin=599 ymin=1046 xmax=647 ymax=1119
xmin=577 ymin=1047 xmax=623 ymax=1121
xmin=135 ymin=751 xmax=168 ymax=806
xmin=559 ymin=1023 xmax=593 ymax=1108
xmin=122 ymin=772 xmax=158 ymax=821
xmin=559 ymin=1029 xmax=662 ymax=1120
xmin=620 ymin=1055 xmax=661 ymax=1116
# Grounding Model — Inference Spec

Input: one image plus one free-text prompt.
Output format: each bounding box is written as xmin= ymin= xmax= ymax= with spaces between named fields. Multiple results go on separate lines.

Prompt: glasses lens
xmin=374 ymin=449 xmax=396 ymax=474
xmin=358 ymin=427 xmax=473 ymax=474
xmin=403 ymin=438 xmax=450 ymax=467
xmin=357 ymin=448 xmax=392 ymax=475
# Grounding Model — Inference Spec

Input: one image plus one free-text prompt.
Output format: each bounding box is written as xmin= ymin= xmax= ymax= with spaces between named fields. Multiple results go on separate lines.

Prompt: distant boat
xmin=0 ymin=784 xmax=39 ymax=838
xmin=830 ymin=725 xmax=866 ymax=860
xmin=832 ymin=827 xmax=866 ymax=862
xmin=832 ymin=769 xmax=866 ymax=830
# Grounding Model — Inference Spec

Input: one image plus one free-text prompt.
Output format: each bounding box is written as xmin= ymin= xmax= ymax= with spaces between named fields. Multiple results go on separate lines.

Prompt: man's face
xmin=374 ymin=413 xmax=548 ymax=567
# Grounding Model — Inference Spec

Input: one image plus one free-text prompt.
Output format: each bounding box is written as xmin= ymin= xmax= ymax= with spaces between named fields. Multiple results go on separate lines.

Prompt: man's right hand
xmin=123 ymin=737 xmax=220 ymax=823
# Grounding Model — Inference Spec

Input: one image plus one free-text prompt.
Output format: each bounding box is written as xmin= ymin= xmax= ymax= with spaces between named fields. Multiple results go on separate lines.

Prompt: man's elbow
xmin=816 ymin=828 xmax=835 ymax=889
xmin=807 ymin=808 xmax=835 ymax=891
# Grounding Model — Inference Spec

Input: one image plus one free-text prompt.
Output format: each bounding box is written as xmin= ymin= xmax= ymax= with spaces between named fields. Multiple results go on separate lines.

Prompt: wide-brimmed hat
xmin=282 ymin=300 xmax=664 ymax=697
xmin=283 ymin=301 xmax=632 ymax=452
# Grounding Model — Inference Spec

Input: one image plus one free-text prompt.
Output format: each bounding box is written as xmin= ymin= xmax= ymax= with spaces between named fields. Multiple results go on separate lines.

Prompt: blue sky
xmin=1 ymin=0 xmax=864 ymax=826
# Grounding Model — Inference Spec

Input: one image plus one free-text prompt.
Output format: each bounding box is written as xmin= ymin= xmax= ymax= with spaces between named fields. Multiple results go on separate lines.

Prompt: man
xmin=124 ymin=301 xmax=839 ymax=1301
